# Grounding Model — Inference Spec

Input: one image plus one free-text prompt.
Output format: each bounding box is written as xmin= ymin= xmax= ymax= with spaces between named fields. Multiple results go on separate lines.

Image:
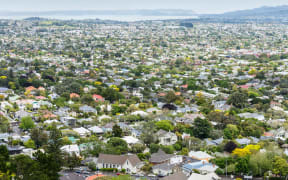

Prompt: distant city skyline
xmin=0 ymin=0 xmax=287 ymax=14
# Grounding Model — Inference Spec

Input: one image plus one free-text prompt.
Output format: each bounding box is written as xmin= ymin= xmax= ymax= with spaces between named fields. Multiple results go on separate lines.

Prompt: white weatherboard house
xmin=61 ymin=144 xmax=80 ymax=156
xmin=156 ymin=130 xmax=177 ymax=146
xmin=97 ymin=154 xmax=143 ymax=173
xmin=73 ymin=127 xmax=91 ymax=137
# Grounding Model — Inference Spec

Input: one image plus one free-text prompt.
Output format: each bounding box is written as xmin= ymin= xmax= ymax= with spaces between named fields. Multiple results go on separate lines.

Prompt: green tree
xmin=223 ymin=124 xmax=239 ymax=139
xmin=63 ymin=152 xmax=81 ymax=170
xmin=106 ymin=137 xmax=128 ymax=155
xmin=193 ymin=117 xmax=212 ymax=139
xmin=20 ymin=116 xmax=35 ymax=130
xmin=272 ymin=156 xmax=288 ymax=177
xmin=140 ymin=121 xmax=157 ymax=145
xmin=11 ymin=154 xmax=48 ymax=180
xmin=30 ymin=128 xmax=48 ymax=148
xmin=149 ymin=144 xmax=160 ymax=154
xmin=165 ymin=91 xmax=178 ymax=103
xmin=34 ymin=124 xmax=63 ymax=180
xmin=112 ymin=124 xmax=123 ymax=137
xmin=235 ymin=157 xmax=249 ymax=174
xmin=155 ymin=120 xmax=174 ymax=131
xmin=24 ymin=139 xmax=36 ymax=149
xmin=0 ymin=145 xmax=9 ymax=173
xmin=227 ymin=90 xmax=248 ymax=108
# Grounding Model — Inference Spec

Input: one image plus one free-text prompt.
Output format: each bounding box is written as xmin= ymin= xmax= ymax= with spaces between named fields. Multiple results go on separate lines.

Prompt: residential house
xmin=61 ymin=144 xmax=80 ymax=156
xmin=156 ymin=130 xmax=177 ymax=146
xmin=79 ymin=105 xmax=97 ymax=114
xmin=97 ymin=154 xmax=143 ymax=173
xmin=188 ymin=151 xmax=213 ymax=162
xmin=60 ymin=116 xmax=77 ymax=127
xmin=73 ymin=127 xmax=91 ymax=137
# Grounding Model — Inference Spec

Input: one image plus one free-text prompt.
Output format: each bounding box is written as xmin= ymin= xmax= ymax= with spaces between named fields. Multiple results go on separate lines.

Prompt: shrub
xmin=215 ymin=168 xmax=224 ymax=175
xmin=100 ymin=168 xmax=118 ymax=172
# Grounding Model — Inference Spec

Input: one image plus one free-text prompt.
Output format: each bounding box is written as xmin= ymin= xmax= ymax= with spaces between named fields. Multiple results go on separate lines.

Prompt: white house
xmin=97 ymin=154 xmax=143 ymax=174
xmin=61 ymin=144 xmax=80 ymax=156
xmin=121 ymin=136 xmax=141 ymax=146
xmin=88 ymin=126 xmax=104 ymax=134
xmin=73 ymin=127 xmax=91 ymax=137
xmin=156 ymin=130 xmax=177 ymax=146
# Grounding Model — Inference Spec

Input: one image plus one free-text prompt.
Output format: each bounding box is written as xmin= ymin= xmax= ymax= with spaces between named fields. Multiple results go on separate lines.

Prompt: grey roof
xmin=161 ymin=172 xmax=188 ymax=180
xmin=79 ymin=105 xmax=97 ymax=113
xmin=0 ymin=87 xmax=9 ymax=93
xmin=152 ymin=163 xmax=176 ymax=171
xmin=150 ymin=149 xmax=175 ymax=163
xmin=235 ymin=138 xmax=251 ymax=145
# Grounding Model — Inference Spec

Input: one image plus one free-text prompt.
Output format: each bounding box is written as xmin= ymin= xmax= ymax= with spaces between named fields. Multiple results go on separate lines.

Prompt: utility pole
xmin=225 ymin=159 xmax=227 ymax=177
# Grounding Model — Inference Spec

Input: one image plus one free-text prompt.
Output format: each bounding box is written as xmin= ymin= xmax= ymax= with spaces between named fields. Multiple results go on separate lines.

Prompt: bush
xmin=161 ymin=145 xmax=175 ymax=154
xmin=215 ymin=168 xmax=224 ymax=175
xmin=88 ymin=162 xmax=97 ymax=171
xmin=193 ymin=169 xmax=200 ymax=174
xmin=100 ymin=168 xmax=118 ymax=172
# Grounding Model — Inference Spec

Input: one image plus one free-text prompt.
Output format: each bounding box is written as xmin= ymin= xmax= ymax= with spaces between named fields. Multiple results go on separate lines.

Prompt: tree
xmin=180 ymin=148 xmax=189 ymax=156
xmin=224 ymin=141 xmax=237 ymax=153
xmin=34 ymin=124 xmax=63 ymax=180
xmin=227 ymin=90 xmax=248 ymax=108
xmin=19 ymin=116 xmax=35 ymax=130
xmin=232 ymin=148 xmax=251 ymax=157
xmin=81 ymin=94 xmax=94 ymax=105
xmin=112 ymin=124 xmax=123 ymax=137
xmin=62 ymin=136 xmax=72 ymax=145
xmin=0 ymin=145 xmax=9 ymax=173
xmin=235 ymin=157 xmax=249 ymax=174
xmin=161 ymin=145 xmax=175 ymax=154
xmin=149 ymin=144 xmax=160 ymax=154
xmin=207 ymin=111 xmax=235 ymax=129
xmin=193 ymin=117 xmax=212 ymax=139
xmin=24 ymin=139 xmax=36 ymax=149
xmin=106 ymin=137 xmax=128 ymax=155
xmin=30 ymin=128 xmax=48 ymax=148
xmin=140 ymin=121 xmax=157 ymax=145
xmin=165 ymin=91 xmax=178 ymax=103
xmin=272 ymin=156 xmax=288 ymax=177
xmin=249 ymin=152 xmax=272 ymax=176
xmin=0 ymin=116 xmax=9 ymax=133
xmin=63 ymin=152 xmax=81 ymax=170
xmin=11 ymin=154 xmax=48 ymax=180
xmin=131 ymin=144 xmax=145 ymax=153
xmin=223 ymin=124 xmax=239 ymax=139
xmin=155 ymin=120 xmax=174 ymax=131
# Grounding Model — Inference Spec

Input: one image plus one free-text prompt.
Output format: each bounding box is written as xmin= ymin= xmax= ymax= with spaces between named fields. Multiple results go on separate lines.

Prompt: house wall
xmin=122 ymin=160 xmax=137 ymax=173
xmin=152 ymin=168 xmax=171 ymax=176
xmin=159 ymin=134 xmax=177 ymax=146
xmin=170 ymin=155 xmax=183 ymax=164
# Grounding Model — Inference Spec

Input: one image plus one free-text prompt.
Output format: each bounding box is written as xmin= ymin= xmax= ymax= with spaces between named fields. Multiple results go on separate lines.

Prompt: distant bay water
xmin=0 ymin=15 xmax=198 ymax=21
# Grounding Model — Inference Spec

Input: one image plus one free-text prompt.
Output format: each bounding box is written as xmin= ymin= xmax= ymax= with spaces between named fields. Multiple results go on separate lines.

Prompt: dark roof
xmin=152 ymin=163 xmax=176 ymax=171
xmin=98 ymin=154 xmax=141 ymax=166
xmin=150 ymin=149 xmax=175 ymax=163
xmin=161 ymin=172 xmax=188 ymax=180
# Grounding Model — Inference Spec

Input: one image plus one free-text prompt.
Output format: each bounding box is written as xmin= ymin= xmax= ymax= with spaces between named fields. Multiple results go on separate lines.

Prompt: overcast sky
xmin=0 ymin=0 xmax=288 ymax=14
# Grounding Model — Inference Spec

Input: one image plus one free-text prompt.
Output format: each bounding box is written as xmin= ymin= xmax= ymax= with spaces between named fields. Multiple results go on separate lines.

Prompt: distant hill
xmin=204 ymin=5 xmax=288 ymax=18
xmin=0 ymin=9 xmax=196 ymax=17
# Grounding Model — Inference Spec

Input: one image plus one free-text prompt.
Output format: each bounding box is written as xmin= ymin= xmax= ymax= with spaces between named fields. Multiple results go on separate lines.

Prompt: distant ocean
xmin=0 ymin=15 xmax=198 ymax=21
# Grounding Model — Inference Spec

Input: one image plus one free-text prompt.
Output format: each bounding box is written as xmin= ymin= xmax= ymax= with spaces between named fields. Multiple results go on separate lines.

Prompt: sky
xmin=0 ymin=0 xmax=288 ymax=14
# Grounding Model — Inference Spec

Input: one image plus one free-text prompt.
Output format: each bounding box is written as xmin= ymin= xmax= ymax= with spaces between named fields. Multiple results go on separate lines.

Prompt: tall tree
xmin=193 ymin=117 xmax=212 ymax=139
xmin=30 ymin=128 xmax=48 ymax=148
xmin=112 ymin=124 xmax=123 ymax=137
xmin=227 ymin=90 xmax=248 ymax=108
